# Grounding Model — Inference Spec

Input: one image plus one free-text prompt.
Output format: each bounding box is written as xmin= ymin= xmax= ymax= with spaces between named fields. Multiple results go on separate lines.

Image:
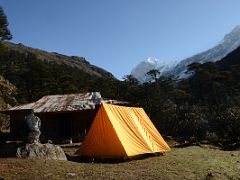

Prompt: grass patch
xmin=0 ymin=146 xmax=239 ymax=179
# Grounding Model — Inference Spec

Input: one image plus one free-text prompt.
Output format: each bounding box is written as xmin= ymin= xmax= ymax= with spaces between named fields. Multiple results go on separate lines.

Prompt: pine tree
xmin=0 ymin=6 xmax=12 ymax=40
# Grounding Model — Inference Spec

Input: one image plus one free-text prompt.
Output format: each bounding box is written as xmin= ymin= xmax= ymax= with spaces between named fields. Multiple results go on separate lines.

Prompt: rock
xmin=16 ymin=142 xmax=67 ymax=160
xmin=66 ymin=173 xmax=76 ymax=178
xmin=24 ymin=110 xmax=41 ymax=143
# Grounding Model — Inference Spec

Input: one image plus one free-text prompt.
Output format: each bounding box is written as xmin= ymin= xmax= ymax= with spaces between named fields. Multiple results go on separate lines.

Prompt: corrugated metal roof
xmin=4 ymin=92 xmax=129 ymax=114
xmin=9 ymin=92 xmax=102 ymax=113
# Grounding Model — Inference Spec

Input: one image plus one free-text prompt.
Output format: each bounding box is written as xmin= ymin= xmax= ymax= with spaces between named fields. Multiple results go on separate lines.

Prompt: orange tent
xmin=75 ymin=103 xmax=170 ymax=158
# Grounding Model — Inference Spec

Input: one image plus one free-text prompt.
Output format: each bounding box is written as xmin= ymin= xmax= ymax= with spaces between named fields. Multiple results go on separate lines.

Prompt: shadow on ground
xmin=65 ymin=151 xmax=164 ymax=164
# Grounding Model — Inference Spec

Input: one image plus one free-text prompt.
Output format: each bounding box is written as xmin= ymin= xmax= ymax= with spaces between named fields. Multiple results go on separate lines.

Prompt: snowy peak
xmin=217 ymin=25 xmax=240 ymax=52
xmin=173 ymin=25 xmax=240 ymax=78
xmin=131 ymin=57 xmax=159 ymax=82
xmin=146 ymin=57 xmax=158 ymax=64
xmin=223 ymin=25 xmax=240 ymax=42
xmin=131 ymin=57 xmax=178 ymax=82
xmin=131 ymin=26 xmax=240 ymax=81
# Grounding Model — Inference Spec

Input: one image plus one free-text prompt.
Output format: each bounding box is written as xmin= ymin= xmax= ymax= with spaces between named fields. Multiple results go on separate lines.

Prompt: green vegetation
xmin=0 ymin=6 xmax=15 ymax=131
xmin=121 ymin=57 xmax=240 ymax=146
xmin=0 ymin=49 xmax=118 ymax=103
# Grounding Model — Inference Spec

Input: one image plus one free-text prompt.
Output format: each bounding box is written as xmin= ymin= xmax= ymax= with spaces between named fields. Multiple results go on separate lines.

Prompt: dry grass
xmin=0 ymin=146 xmax=239 ymax=180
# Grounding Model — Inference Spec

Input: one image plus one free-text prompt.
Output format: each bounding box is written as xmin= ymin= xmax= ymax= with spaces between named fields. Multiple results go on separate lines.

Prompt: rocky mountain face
xmin=131 ymin=26 xmax=240 ymax=82
xmin=2 ymin=41 xmax=114 ymax=79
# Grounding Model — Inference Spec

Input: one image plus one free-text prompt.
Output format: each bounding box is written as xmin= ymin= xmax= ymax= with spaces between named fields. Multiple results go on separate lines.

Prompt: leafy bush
xmin=215 ymin=106 xmax=240 ymax=142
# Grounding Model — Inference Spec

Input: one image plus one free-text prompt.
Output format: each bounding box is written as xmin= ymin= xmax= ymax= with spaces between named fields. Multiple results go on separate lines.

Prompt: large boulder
xmin=16 ymin=142 xmax=67 ymax=160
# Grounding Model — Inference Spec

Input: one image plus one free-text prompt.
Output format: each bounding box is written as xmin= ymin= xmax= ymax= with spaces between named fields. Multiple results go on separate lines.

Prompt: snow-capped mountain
xmin=131 ymin=57 xmax=178 ymax=82
xmin=131 ymin=26 xmax=240 ymax=81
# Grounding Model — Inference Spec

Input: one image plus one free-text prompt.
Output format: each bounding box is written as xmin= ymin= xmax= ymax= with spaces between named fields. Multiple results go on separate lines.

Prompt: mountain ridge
xmin=131 ymin=26 xmax=240 ymax=81
xmin=2 ymin=41 xmax=114 ymax=79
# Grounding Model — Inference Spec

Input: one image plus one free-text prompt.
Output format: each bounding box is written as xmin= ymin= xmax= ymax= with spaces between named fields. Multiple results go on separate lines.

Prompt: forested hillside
xmin=2 ymin=41 xmax=114 ymax=79
xmin=120 ymin=47 xmax=240 ymax=146
xmin=0 ymin=45 xmax=120 ymax=103
xmin=0 ymin=6 xmax=16 ymax=130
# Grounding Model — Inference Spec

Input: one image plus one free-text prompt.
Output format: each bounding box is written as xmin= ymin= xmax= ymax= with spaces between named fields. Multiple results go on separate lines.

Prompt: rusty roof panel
xmin=3 ymin=92 xmax=129 ymax=114
xmin=8 ymin=102 xmax=35 ymax=111
xmin=9 ymin=92 xmax=102 ymax=113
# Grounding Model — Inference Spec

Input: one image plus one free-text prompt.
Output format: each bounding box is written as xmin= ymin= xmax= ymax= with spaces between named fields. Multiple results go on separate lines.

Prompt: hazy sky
xmin=1 ymin=0 xmax=240 ymax=79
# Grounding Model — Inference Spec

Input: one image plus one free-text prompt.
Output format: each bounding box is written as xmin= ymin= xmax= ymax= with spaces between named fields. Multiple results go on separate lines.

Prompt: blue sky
xmin=1 ymin=0 xmax=240 ymax=79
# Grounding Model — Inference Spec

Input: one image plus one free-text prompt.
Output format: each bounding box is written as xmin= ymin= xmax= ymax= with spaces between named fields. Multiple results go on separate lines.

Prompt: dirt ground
xmin=0 ymin=145 xmax=239 ymax=180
